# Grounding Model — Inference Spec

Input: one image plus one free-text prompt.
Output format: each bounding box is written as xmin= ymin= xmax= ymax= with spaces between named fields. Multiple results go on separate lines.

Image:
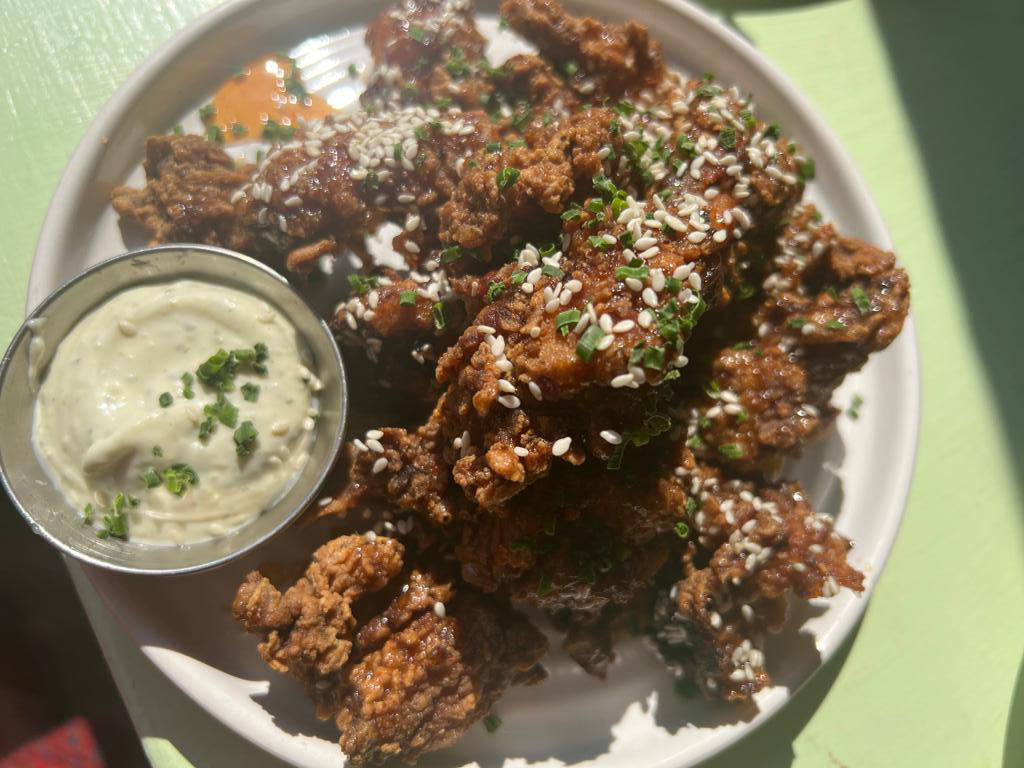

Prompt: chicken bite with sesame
xmin=233 ymin=534 xmax=547 ymax=766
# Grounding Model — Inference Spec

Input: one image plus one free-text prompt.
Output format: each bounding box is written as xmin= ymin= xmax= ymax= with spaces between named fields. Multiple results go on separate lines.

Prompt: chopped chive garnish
xmin=497 ymin=166 xmax=520 ymax=190
xmin=408 ymin=25 xmax=426 ymax=42
xmin=233 ymin=421 xmax=259 ymax=456
xmin=576 ymin=325 xmax=605 ymax=362
xmin=510 ymin=271 xmax=527 ymax=286
xmin=615 ymin=261 xmax=649 ymax=281
xmin=787 ymin=317 xmax=808 ymax=329
xmin=440 ymin=245 xmax=462 ymax=263
xmin=206 ymin=124 xmax=224 ymax=144
xmin=733 ymin=341 xmax=755 ymax=350
xmin=673 ymin=521 xmax=690 ymax=538
xmin=593 ymin=174 xmax=619 ymax=199
xmin=718 ymin=127 xmax=737 ymax=150
xmin=198 ymin=103 xmax=216 ymax=122
xmin=432 ymin=301 xmax=448 ymax=330
xmin=541 ymin=264 xmax=564 ymax=279
xmin=797 ymin=158 xmax=816 ymax=181
xmin=152 ymin=445 xmax=163 ymax=457
xmin=685 ymin=497 xmax=699 ymax=516
xmin=82 ymin=503 xmax=94 ymax=525
xmin=241 ymin=383 xmax=260 ymax=402
xmin=718 ymin=443 xmax=744 ymax=460
xmin=399 ymin=289 xmax=418 ymax=306
xmin=643 ymin=345 xmax=665 ymax=370
xmin=230 ymin=121 xmax=246 ymax=137
xmin=142 ymin=468 xmax=162 ymax=488
xmin=181 ymin=372 xmax=195 ymax=399
xmin=561 ymin=204 xmax=582 ymax=221
xmin=163 ymin=464 xmax=198 ymax=496
xmin=347 ymin=274 xmax=378 ymax=295
xmin=555 ymin=309 xmax=581 ymax=336
xmin=848 ymin=394 xmax=864 ymax=420
xmin=486 ymin=281 xmax=505 ymax=302
xmin=563 ymin=59 xmax=579 ymax=76
xmin=483 ymin=714 xmax=502 ymax=733
xmin=508 ymin=139 xmax=526 ymax=148
xmin=764 ymin=123 xmax=781 ymax=139
xmin=588 ymin=235 xmax=612 ymax=251
xmin=198 ymin=416 xmax=215 ymax=441
xmin=826 ymin=319 xmax=846 ymax=330
xmin=158 ymin=392 xmax=173 ymax=408
xmin=204 ymin=393 xmax=238 ymax=428
xmin=850 ymin=285 xmax=871 ymax=315
xmin=485 ymin=141 xmax=502 ymax=153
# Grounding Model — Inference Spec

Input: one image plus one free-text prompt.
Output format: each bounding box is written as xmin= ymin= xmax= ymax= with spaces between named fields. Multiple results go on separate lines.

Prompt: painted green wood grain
xmin=1 ymin=1 xmax=1021 ymax=767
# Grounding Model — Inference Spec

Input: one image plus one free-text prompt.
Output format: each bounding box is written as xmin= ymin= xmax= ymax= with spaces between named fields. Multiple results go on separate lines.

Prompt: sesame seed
xmin=498 ymin=395 xmax=521 ymax=409
xmin=514 ymin=446 xmax=529 ymax=457
xmin=366 ymin=429 xmax=384 ymax=440
xmin=366 ymin=438 xmax=385 ymax=453
xmin=638 ymin=246 xmax=660 ymax=260
xmin=612 ymin=319 xmax=634 ymax=333
xmin=596 ymin=333 xmax=614 ymax=351
xmin=552 ymin=436 xmax=572 ymax=456
xmin=611 ymin=373 xmax=634 ymax=388
xmin=626 ymin=277 xmax=644 ymax=292
xmin=477 ymin=324 xmax=496 ymax=334
xmin=372 ymin=457 xmax=388 ymax=474
xmin=642 ymin=288 xmax=659 ymax=307
xmin=600 ymin=430 xmax=623 ymax=445
xmin=687 ymin=231 xmax=706 ymax=244
xmin=528 ymin=381 xmax=543 ymax=400
xmin=498 ymin=379 xmax=516 ymax=394
xmin=433 ymin=601 xmax=446 ymax=617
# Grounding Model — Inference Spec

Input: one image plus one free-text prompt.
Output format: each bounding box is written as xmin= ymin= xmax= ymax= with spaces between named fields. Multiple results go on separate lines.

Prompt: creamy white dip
xmin=32 ymin=279 xmax=318 ymax=545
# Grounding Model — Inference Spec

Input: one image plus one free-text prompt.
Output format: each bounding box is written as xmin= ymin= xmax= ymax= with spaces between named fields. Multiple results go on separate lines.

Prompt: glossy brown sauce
xmin=209 ymin=55 xmax=332 ymax=143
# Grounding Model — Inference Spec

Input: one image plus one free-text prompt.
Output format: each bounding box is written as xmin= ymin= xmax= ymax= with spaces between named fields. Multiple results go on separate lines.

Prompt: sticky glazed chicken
xmin=112 ymin=0 xmax=910 ymax=763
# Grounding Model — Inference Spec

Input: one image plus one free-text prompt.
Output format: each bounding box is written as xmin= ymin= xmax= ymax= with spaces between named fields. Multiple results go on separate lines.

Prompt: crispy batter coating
xmin=234 ymin=534 xmax=547 ymax=766
xmin=650 ymin=455 xmax=863 ymax=700
xmin=682 ymin=204 xmax=910 ymax=472
xmin=110 ymin=135 xmax=251 ymax=246
xmin=500 ymin=0 xmax=664 ymax=96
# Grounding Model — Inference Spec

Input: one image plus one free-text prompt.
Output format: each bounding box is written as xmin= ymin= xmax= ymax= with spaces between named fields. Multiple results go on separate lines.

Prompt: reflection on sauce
xmin=206 ymin=55 xmax=332 ymax=143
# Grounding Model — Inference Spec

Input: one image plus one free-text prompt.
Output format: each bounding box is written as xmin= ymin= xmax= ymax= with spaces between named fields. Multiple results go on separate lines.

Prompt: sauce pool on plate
xmin=202 ymin=55 xmax=332 ymax=144
xmin=32 ymin=279 xmax=322 ymax=545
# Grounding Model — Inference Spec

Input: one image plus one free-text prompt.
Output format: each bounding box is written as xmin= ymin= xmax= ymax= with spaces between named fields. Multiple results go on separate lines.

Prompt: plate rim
xmin=29 ymin=0 xmax=921 ymax=765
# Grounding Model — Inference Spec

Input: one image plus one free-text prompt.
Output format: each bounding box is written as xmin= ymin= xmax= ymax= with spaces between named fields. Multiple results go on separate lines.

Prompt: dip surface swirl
xmin=33 ymin=279 xmax=317 ymax=545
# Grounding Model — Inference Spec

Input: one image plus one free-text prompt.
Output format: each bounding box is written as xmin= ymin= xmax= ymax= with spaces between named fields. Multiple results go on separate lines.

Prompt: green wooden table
xmin=2 ymin=1 xmax=1021 ymax=765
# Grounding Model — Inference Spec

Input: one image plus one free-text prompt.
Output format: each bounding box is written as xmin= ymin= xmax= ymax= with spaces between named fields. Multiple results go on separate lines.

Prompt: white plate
xmin=28 ymin=1 xmax=920 ymax=766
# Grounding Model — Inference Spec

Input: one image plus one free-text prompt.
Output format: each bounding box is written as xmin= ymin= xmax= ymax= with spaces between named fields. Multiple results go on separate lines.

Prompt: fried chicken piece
xmin=233 ymin=535 xmax=405 ymax=703
xmin=362 ymin=0 xmax=492 ymax=112
xmin=234 ymin=534 xmax=547 ymax=767
xmin=112 ymin=108 xmax=495 ymax=274
xmin=500 ymin=0 xmax=664 ymax=97
xmin=454 ymin=441 xmax=689 ymax=613
xmin=110 ymin=134 xmax=251 ymax=246
xmin=336 ymin=588 xmax=546 ymax=765
xmin=651 ymin=458 xmax=863 ymax=700
xmin=683 ymin=205 xmax=910 ymax=471
xmin=317 ymin=420 xmax=456 ymax=526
